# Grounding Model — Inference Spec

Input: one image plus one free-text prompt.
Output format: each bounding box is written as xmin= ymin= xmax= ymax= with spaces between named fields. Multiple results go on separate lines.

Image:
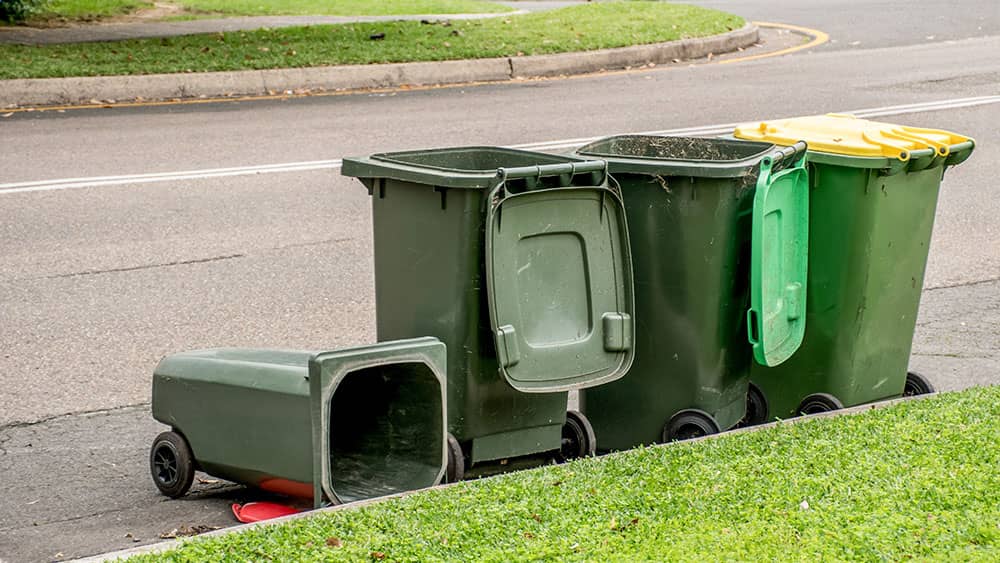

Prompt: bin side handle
xmin=746 ymin=308 xmax=761 ymax=346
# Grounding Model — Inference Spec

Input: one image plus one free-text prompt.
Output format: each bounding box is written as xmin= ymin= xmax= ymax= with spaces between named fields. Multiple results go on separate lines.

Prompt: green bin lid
xmin=485 ymin=177 xmax=635 ymax=392
xmin=747 ymin=151 xmax=810 ymax=367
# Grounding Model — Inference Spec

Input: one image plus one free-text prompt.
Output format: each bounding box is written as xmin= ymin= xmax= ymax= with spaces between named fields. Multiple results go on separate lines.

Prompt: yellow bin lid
xmin=733 ymin=114 xmax=972 ymax=161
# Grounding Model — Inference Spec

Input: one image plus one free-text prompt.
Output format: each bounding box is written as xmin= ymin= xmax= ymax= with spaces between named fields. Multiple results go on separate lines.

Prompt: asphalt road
xmin=1 ymin=1 xmax=999 ymax=561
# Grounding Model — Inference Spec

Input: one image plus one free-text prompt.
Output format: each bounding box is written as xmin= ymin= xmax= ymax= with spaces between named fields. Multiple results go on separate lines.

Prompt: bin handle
xmin=487 ymin=160 xmax=612 ymax=207
xmin=769 ymin=141 xmax=808 ymax=170
xmin=496 ymin=160 xmax=607 ymax=181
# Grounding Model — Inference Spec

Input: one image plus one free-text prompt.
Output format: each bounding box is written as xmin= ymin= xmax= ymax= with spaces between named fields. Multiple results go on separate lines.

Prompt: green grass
xmin=131 ymin=385 xmax=1000 ymax=562
xmin=20 ymin=0 xmax=509 ymax=23
xmin=174 ymin=0 xmax=513 ymax=17
xmin=0 ymin=3 xmax=744 ymax=79
xmin=33 ymin=0 xmax=151 ymax=21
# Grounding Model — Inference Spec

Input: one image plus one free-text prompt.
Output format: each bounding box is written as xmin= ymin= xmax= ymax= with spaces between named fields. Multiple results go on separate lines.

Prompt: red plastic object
xmin=259 ymin=477 xmax=314 ymax=499
xmin=231 ymin=502 xmax=302 ymax=523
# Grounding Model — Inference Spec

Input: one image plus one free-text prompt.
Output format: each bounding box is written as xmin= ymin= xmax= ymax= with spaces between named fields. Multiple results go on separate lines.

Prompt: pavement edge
xmin=0 ymin=24 xmax=758 ymax=109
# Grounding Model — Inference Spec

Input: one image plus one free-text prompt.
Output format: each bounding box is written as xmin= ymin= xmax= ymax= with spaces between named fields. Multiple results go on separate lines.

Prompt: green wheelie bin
xmin=576 ymin=135 xmax=810 ymax=450
xmin=735 ymin=114 xmax=975 ymax=421
xmin=150 ymin=338 xmax=448 ymax=507
xmin=342 ymin=147 xmax=635 ymax=479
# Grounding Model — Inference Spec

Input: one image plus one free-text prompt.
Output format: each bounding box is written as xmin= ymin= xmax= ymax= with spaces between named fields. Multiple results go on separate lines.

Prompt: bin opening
xmin=372 ymin=146 xmax=602 ymax=193
xmin=327 ymin=362 xmax=444 ymax=503
xmin=579 ymin=135 xmax=774 ymax=162
xmin=373 ymin=146 xmax=574 ymax=172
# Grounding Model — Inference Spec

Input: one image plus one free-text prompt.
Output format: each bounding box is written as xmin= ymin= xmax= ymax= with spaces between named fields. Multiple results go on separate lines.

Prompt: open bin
xmin=342 ymin=147 xmax=635 ymax=477
xmin=735 ymin=114 xmax=975 ymax=420
xmin=576 ymin=135 xmax=809 ymax=449
xmin=149 ymin=337 xmax=447 ymax=507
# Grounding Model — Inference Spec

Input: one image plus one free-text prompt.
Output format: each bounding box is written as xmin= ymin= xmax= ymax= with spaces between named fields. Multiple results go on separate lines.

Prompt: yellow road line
xmin=4 ymin=22 xmax=828 ymax=114
xmin=718 ymin=21 xmax=829 ymax=64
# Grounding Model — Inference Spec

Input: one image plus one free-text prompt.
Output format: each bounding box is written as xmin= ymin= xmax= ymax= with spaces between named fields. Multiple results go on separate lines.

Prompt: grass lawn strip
xmin=174 ymin=0 xmax=512 ymax=17
xmin=130 ymin=385 xmax=1000 ymax=562
xmin=0 ymin=3 xmax=744 ymax=79
xmin=35 ymin=0 xmax=150 ymax=21
xmin=24 ymin=0 xmax=510 ymax=23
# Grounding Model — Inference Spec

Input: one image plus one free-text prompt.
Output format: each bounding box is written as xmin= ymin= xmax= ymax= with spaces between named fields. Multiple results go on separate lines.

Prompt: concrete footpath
xmin=0 ymin=1 xmax=581 ymax=45
xmin=0 ymin=12 xmax=527 ymax=45
xmin=0 ymin=24 xmax=765 ymax=108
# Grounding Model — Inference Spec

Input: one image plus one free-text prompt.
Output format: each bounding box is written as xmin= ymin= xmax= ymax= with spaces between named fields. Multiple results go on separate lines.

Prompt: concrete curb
xmin=1 ymin=24 xmax=757 ymax=108
xmin=72 ymin=391 xmax=933 ymax=562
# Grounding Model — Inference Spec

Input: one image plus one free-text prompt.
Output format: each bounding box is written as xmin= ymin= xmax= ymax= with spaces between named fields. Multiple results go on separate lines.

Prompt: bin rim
xmin=342 ymin=146 xmax=603 ymax=190
xmin=798 ymin=141 xmax=975 ymax=174
xmin=718 ymin=133 xmax=975 ymax=174
xmin=576 ymin=135 xmax=783 ymax=178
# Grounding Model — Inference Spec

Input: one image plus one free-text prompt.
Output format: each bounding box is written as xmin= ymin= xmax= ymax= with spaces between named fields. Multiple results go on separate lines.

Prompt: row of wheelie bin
xmin=149 ymin=114 xmax=974 ymax=505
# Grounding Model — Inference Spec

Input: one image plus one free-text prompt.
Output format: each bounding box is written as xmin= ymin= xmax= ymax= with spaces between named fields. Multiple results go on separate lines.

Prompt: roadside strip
xmin=73 ymin=390 xmax=936 ymax=563
xmin=0 ymin=22 xmax=829 ymax=113
xmin=1 ymin=95 xmax=998 ymax=197
xmin=0 ymin=24 xmax=759 ymax=110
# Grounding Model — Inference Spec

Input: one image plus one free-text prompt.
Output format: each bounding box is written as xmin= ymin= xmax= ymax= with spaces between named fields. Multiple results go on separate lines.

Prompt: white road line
xmin=2 ymin=95 xmax=997 ymax=196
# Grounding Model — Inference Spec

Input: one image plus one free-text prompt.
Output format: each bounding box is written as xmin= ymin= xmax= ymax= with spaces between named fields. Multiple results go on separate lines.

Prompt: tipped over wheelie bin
xmin=150 ymin=337 xmax=448 ymax=507
xmin=342 ymin=147 xmax=635 ymax=478
xmin=575 ymin=136 xmax=810 ymax=449
xmin=734 ymin=114 xmax=975 ymax=420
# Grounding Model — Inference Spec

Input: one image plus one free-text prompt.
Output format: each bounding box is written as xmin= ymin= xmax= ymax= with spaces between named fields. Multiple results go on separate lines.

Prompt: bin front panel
xmin=580 ymin=173 xmax=755 ymax=450
xmin=751 ymin=163 xmax=946 ymax=417
xmin=748 ymin=155 xmax=810 ymax=367
xmin=487 ymin=187 xmax=634 ymax=392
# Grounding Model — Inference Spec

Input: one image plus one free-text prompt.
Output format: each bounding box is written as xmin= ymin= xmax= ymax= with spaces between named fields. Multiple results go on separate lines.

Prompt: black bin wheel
xmin=662 ymin=409 xmax=721 ymax=442
xmin=150 ymin=431 xmax=195 ymax=498
xmin=796 ymin=393 xmax=844 ymax=416
xmin=904 ymin=371 xmax=936 ymax=396
xmin=444 ymin=433 xmax=466 ymax=484
xmin=560 ymin=410 xmax=597 ymax=461
xmin=739 ymin=382 xmax=769 ymax=427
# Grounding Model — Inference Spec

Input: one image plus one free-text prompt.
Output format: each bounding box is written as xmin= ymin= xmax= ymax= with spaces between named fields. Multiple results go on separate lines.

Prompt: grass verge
xmin=0 ymin=3 xmax=744 ymax=79
xmin=131 ymin=385 xmax=1000 ymax=562
xmin=17 ymin=0 xmax=510 ymax=24
xmin=174 ymin=0 xmax=512 ymax=17
xmin=31 ymin=0 xmax=151 ymax=22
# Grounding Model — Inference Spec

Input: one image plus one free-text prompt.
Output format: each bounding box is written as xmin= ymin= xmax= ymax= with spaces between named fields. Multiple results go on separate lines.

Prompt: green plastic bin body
xmin=342 ymin=147 xmax=635 ymax=466
xmin=153 ymin=349 xmax=314 ymax=494
xmin=749 ymin=146 xmax=975 ymax=418
xmin=576 ymin=136 xmax=809 ymax=451
xmin=152 ymin=338 xmax=448 ymax=506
